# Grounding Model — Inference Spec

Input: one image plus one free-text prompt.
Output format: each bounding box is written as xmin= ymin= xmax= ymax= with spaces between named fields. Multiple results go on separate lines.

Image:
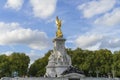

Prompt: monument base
xmin=45 ymin=38 xmax=72 ymax=77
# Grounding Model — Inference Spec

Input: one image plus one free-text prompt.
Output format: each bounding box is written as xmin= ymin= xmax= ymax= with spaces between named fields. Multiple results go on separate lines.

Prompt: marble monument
xmin=45 ymin=16 xmax=84 ymax=78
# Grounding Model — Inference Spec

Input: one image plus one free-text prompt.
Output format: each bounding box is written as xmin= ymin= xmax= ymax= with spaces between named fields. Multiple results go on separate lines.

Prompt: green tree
xmin=0 ymin=54 xmax=10 ymax=77
xmin=92 ymin=49 xmax=112 ymax=77
xmin=28 ymin=48 xmax=120 ymax=77
xmin=28 ymin=50 xmax=51 ymax=77
xmin=113 ymin=51 xmax=120 ymax=77
xmin=9 ymin=53 xmax=30 ymax=77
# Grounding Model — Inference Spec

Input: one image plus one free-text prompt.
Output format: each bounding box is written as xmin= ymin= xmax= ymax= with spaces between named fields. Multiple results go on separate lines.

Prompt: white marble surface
xmin=45 ymin=38 xmax=71 ymax=77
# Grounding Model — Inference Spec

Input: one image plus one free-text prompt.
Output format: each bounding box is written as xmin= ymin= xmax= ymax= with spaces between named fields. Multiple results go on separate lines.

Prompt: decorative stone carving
xmin=45 ymin=17 xmax=84 ymax=78
xmin=45 ymin=38 xmax=72 ymax=77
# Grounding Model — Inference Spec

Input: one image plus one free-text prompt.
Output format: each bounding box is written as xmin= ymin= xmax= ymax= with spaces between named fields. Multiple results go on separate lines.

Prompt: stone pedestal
xmin=45 ymin=38 xmax=71 ymax=77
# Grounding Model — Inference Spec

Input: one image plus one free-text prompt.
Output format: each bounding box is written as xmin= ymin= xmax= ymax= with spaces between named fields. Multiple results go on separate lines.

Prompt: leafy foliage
xmin=0 ymin=55 xmax=10 ymax=77
xmin=1 ymin=48 xmax=120 ymax=78
xmin=28 ymin=48 xmax=120 ymax=77
xmin=0 ymin=53 xmax=30 ymax=78
xmin=28 ymin=50 xmax=51 ymax=77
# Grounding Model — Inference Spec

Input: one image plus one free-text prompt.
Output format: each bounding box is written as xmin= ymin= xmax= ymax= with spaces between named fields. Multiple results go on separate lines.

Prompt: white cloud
xmin=74 ymin=32 xmax=120 ymax=51
xmin=75 ymin=34 xmax=103 ymax=49
xmin=0 ymin=22 xmax=49 ymax=50
xmin=4 ymin=0 xmax=24 ymax=10
xmin=78 ymin=0 xmax=116 ymax=18
xmin=26 ymin=50 xmax=43 ymax=64
xmin=94 ymin=8 xmax=120 ymax=26
xmin=99 ymin=38 xmax=120 ymax=49
xmin=0 ymin=51 xmax=13 ymax=56
xmin=30 ymin=0 xmax=57 ymax=19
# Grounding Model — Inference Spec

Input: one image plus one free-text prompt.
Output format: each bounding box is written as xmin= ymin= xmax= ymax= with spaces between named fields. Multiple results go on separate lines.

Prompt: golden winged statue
xmin=55 ymin=16 xmax=63 ymax=38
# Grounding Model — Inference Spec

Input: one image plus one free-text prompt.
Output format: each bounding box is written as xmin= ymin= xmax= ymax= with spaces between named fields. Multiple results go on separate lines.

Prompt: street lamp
xmin=96 ymin=70 xmax=99 ymax=78
xmin=89 ymin=70 xmax=92 ymax=77
xmin=12 ymin=71 xmax=18 ymax=77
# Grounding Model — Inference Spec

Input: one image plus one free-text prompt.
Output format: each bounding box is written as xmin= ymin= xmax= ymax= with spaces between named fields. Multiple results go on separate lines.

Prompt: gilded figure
xmin=56 ymin=16 xmax=63 ymax=38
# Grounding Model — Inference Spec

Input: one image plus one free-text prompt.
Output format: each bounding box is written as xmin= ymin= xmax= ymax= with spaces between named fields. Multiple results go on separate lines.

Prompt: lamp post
xmin=12 ymin=71 xmax=18 ymax=77
xmin=0 ymin=70 xmax=2 ymax=77
xmin=108 ymin=72 xmax=111 ymax=78
xmin=89 ymin=70 xmax=92 ymax=77
xmin=96 ymin=70 xmax=99 ymax=78
xmin=112 ymin=69 xmax=115 ymax=78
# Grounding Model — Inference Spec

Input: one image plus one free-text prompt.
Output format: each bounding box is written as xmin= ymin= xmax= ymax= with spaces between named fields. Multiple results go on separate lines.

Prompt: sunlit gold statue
xmin=56 ymin=16 xmax=63 ymax=38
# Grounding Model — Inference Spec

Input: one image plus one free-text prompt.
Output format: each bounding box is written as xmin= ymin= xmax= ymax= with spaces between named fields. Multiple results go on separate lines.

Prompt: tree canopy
xmin=1 ymin=48 xmax=120 ymax=78
xmin=0 ymin=52 xmax=30 ymax=78
xmin=29 ymin=48 xmax=120 ymax=77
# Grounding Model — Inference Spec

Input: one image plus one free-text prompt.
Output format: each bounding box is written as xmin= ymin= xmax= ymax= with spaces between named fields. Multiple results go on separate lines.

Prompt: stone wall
xmin=1 ymin=77 xmax=120 ymax=80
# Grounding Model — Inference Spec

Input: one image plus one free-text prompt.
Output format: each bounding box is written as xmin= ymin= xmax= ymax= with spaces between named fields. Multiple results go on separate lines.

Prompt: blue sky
xmin=0 ymin=0 xmax=120 ymax=63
